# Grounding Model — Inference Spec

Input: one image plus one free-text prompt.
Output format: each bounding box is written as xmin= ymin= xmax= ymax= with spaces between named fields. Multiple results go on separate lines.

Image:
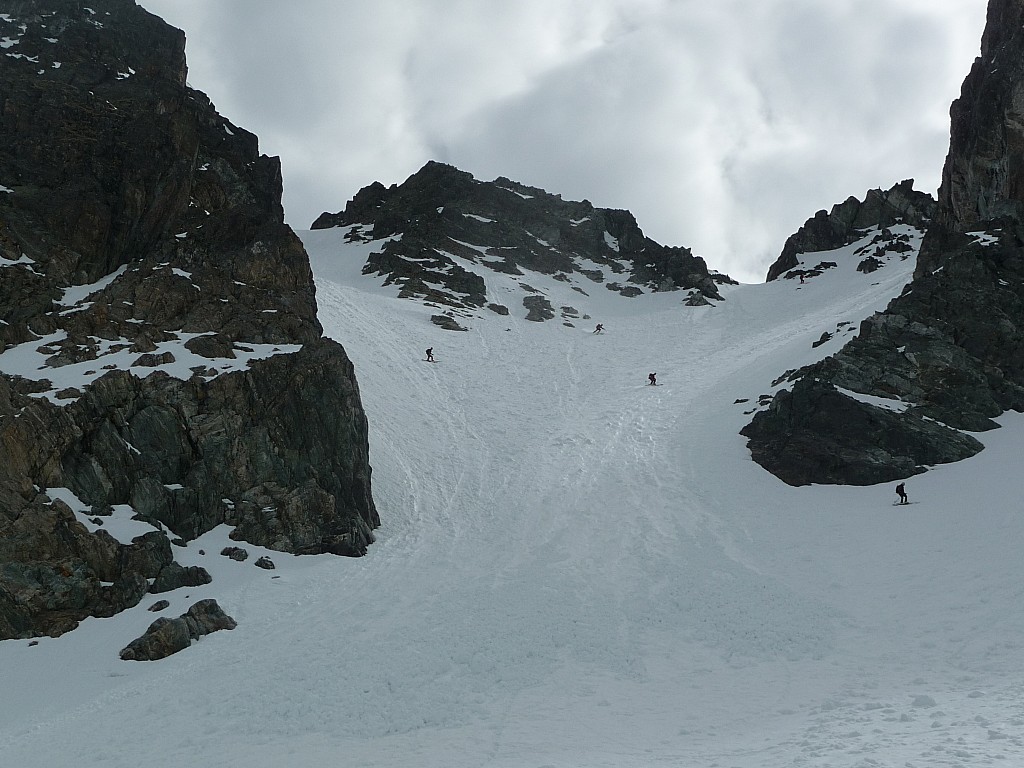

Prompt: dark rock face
xmin=0 ymin=1 xmax=377 ymax=639
xmin=934 ymin=0 xmax=1024 ymax=233
xmin=150 ymin=562 xmax=212 ymax=593
xmin=312 ymin=161 xmax=730 ymax=319
xmin=766 ymin=180 xmax=936 ymax=282
xmin=119 ymin=598 xmax=236 ymax=661
xmin=744 ymin=0 xmax=1024 ymax=486
xmin=742 ymin=380 xmax=985 ymax=487
xmin=0 ymin=499 xmax=172 ymax=637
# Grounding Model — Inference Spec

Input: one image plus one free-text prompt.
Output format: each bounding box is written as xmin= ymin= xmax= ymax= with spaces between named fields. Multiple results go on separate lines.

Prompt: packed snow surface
xmin=2 ymin=229 xmax=1024 ymax=767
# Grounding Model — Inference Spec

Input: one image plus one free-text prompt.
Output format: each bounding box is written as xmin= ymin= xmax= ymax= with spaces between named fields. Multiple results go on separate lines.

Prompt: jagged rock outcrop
xmin=0 ymin=1 xmax=377 ymax=640
xmin=744 ymin=0 xmax=1024 ymax=486
xmin=312 ymin=161 xmax=731 ymax=318
xmin=742 ymin=381 xmax=984 ymax=486
xmin=119 ymin=598 xmax=236 ymax=661
xmin=766 ymin=180 xmax=936 ymax=281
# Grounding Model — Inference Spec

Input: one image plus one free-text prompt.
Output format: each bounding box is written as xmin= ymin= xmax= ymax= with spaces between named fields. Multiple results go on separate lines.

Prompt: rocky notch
xmin=0 ymin=0 xmax=377 ymax=641
xmin=742 ymin=0 xmax=1024 ymax=486
xmin=311 ymin=161 xmax=732 ymax=325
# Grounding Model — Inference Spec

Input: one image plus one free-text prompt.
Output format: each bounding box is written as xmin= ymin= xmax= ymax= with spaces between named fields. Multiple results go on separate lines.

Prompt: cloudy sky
xmin=142 ymin=0 xmax=987 ymax=282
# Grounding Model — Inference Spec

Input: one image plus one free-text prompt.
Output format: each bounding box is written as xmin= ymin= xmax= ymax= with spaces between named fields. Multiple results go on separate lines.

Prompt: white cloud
xmin=142 ymin=0 xmax=987 ymax=282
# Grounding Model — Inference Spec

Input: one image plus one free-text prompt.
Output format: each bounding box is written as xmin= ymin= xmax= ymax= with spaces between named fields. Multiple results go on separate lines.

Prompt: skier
xmin=895 ymin=482 xmax=908 ymax=505
xmin=425 ymin=347 xmax=434 ymax=363
xmin=593 ymin=323 xmax=604 ymax=334
xmin=648 ymin=372 xmax=657 ymax=386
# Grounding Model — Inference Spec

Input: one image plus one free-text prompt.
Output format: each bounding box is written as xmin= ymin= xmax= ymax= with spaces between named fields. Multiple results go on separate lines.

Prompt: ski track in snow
xmin=3 ymin=231 xmax=1024 ymax=767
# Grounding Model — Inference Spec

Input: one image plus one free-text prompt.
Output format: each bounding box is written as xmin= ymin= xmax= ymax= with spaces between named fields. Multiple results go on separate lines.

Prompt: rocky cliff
xmin=0 ymin=0 xmax=377 ymax=640
xmin=742 ymin=0 xmax=1024 ymax=486
xmin=312 ymin=161 xmax=732 ymax=324
xmin=931 ymin=0 xmax=1024 ymax=235
xmin=766 ymin=180 xmax=936 ymax=282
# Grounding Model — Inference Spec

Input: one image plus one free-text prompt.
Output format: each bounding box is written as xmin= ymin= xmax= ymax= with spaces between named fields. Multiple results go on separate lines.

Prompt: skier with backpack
xmin=895 ymin=482 xmax=908 ymax=505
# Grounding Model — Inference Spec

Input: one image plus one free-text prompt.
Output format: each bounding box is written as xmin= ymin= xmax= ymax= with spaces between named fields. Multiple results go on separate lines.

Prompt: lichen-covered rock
xmin=0 ymin=497 xmax=174 ymax=637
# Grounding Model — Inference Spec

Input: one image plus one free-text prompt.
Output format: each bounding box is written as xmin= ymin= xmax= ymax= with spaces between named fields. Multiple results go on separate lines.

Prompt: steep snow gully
xmin=2 ymin=227 xmax=1024 ymax=767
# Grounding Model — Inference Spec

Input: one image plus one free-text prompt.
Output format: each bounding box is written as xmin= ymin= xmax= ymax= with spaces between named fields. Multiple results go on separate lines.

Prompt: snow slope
xmin=2 ymin=228 xmax=1023 ymax=767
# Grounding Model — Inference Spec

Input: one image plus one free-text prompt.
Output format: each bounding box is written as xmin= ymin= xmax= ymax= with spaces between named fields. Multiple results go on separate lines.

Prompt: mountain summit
xmin=312 ymin=161 xmax=732 ymax=325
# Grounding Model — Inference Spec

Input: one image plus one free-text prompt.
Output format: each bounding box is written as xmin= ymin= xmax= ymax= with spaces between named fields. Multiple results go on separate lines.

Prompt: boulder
xmin=119 ymin=598 xmax=236 ymax=661
xmin=523 ymin=295 xmax=556 ymax=322
xmin=149 ymin=562 xmax=212 ymax=593
xmin=221 ymin=547 xmax=249 ymax=562
xmin=430 ymin=314 xmax=468 ymax=332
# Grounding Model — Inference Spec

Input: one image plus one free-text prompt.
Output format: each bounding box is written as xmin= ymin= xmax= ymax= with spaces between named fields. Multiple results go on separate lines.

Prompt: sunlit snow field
xmin=2 ymin=228 xmax=1023 ymax=767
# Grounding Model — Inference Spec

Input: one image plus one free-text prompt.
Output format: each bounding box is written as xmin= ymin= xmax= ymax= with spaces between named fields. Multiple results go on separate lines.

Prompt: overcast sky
xmin=141 ymin=0 xmax=988 ymax=282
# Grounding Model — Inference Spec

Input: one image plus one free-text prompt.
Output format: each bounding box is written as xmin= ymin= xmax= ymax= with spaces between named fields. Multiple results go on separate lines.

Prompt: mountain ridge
xmin=311 ymin=160 xmax=733 ymax=322
xmin=765 ymin=179 xmax=937 ymax=282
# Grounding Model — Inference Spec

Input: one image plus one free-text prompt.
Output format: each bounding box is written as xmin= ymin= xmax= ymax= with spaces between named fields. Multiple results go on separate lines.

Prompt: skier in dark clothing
xmin=895 ymin=482 xmax=908 ymax=504
xmin=648 ymin=372 xmax=657 ymax=386
xmin=425 ymin=348 xmax=434 ymax=363
xmin=593 ymin=323 xmax=604 ymax=334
